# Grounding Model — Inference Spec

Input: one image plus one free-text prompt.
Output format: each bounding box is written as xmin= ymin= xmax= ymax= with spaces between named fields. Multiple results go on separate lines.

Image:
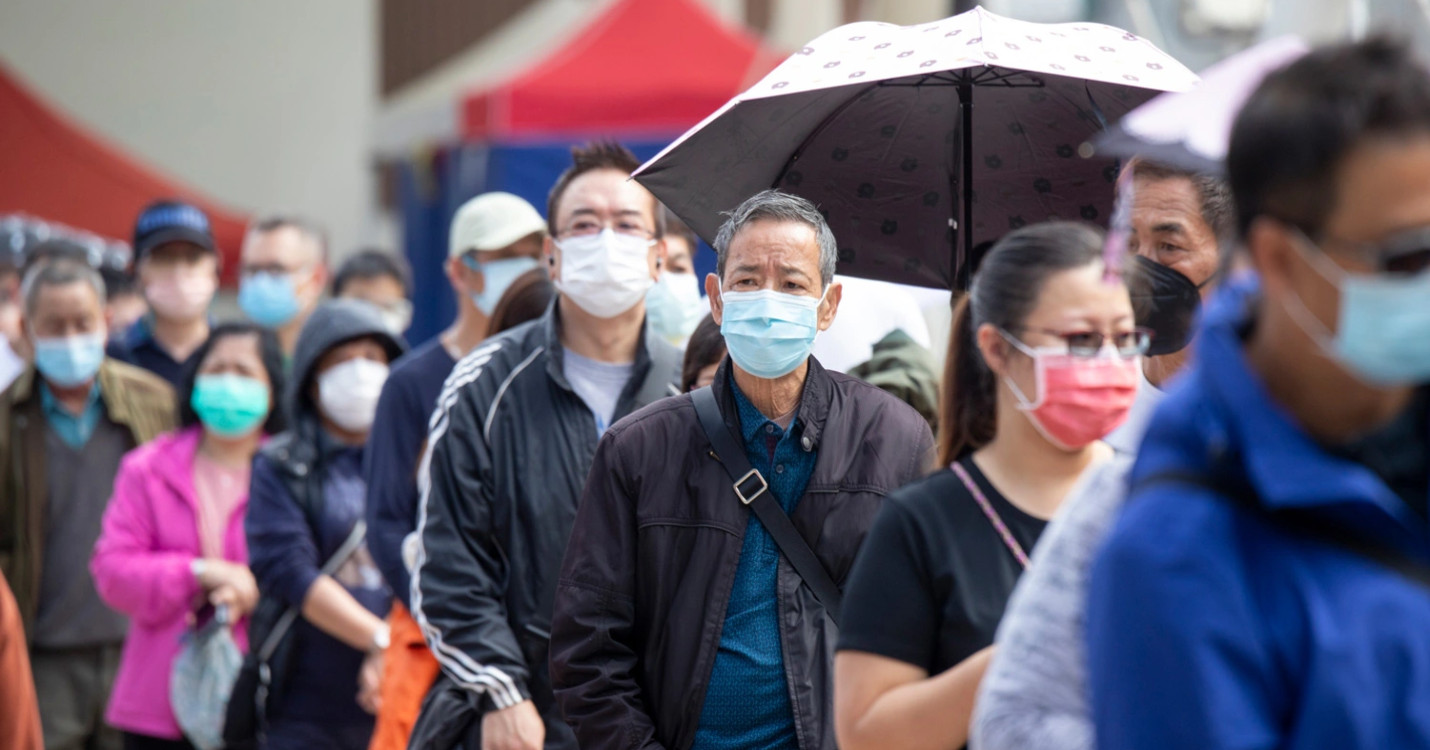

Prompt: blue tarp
xmin=399 ymin=139 xmax=717 ymax=346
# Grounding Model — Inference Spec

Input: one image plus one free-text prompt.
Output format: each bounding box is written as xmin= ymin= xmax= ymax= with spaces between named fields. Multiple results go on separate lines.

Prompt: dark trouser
xmin=121 ymin=733 xmax=194 ymax=750
xmin=261 ymin=719 xmax=374 ymax=750
xmin=30 ymin=643 xmax=122 ymax=750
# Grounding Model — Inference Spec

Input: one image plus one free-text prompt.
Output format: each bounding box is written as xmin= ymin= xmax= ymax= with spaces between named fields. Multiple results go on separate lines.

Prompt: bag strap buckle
xmin=733 ymin=468 xmax=769 ymax=506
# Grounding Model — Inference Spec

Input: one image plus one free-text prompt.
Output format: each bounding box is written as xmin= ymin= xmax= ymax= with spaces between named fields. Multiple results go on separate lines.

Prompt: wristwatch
xmin=371 ymin=623 xmax=391 ymax=653
xmin=190 ymin=558 xmax=208 ymax=583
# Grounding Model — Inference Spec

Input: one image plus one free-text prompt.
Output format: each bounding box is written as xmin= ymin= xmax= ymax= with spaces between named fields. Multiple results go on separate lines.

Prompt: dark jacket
xmin=549 ymin=357 xmax=936 ymax=750
xmin=411 ymin=302 xmax=680 ymax=748
xmin=245 ymin=299 xmax=405 ymax=724
xmin=0 ymin=360 xmax=175 ymax=635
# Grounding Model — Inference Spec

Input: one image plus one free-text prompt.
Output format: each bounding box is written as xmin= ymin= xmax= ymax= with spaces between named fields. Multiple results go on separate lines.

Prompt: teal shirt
xmin=695 ymin=374 xmax=817 ymax=749
xmin=40 ymin=381 xmax=103 ymax=450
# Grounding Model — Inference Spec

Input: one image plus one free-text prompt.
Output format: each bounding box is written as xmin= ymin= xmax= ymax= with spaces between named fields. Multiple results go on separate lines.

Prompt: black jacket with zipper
xmin=549 ymin=356 xmax=935 ymax=750
xmin=410 ymin=301 xmax=680 ymax=748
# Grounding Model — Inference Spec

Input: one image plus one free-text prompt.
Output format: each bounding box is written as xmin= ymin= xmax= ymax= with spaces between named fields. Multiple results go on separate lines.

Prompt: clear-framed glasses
xmin=557 ymin=217 xmax=656 ymax=240
xmin=1011 ymin=327 xmax=1152 ymax=359
xmin=1289 ymin=224 xmax=1430 ymax=277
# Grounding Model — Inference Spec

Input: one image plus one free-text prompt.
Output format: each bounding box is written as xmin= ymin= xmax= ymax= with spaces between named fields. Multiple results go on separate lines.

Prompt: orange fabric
xmin=0 ymin=575 xmax=42 ymax=750
xmin=369 ymin=602 xmax=441 ymax=750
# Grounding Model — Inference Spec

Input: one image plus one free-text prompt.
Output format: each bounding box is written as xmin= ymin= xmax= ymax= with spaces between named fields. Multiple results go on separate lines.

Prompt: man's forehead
xmin=557 ymin=169 xmax=654 ymax=220
xmin=1132 ymin=177 xmax=1207 ymax=227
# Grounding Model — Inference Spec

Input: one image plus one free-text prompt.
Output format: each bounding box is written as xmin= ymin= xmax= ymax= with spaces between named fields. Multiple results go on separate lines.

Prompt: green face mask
xmin=190 ymin=373 xmax=270 ymax=438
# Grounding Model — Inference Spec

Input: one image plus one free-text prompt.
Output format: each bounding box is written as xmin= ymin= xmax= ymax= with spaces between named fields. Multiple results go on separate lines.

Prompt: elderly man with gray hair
xmin=0 ymin=257 xmax=174 ymax=750
xmin=550 ymin=189 xmax=934 ymax=750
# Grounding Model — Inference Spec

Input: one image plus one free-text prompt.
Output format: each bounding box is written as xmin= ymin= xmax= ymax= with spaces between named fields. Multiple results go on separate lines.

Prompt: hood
xmin=288 ymin=298 xmax=407 ymax=418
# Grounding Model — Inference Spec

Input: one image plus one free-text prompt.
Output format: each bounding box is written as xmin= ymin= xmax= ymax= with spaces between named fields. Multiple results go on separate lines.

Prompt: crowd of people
xmin=0 ymin=32 xmax=1428 ymax=750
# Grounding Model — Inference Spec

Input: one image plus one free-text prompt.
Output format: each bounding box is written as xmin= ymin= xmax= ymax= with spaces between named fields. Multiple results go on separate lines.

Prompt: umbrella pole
xmin=956 ymin=79 xmax=974 ymax=291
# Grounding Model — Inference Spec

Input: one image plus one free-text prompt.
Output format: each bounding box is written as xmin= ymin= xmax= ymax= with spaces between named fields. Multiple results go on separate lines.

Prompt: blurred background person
xmin=679 ymin=313 xmax=724 ymax=392
xmin=645 ymin=207 xmax=705 ymax=346
xmin=485 ymin=266 xmax=554 ymax=338
xmin=332 ymin=249 xmax=413 ymax=338
xmin=246 ymin=299 xmax=404 ymax=750
xmin=0 ymin=258 xmax=176 ymax=750
xmin=363 ymin=192 xmax=544 ymax=750
xmin=847 ymin=328 xmax=940 ymax=434
xmin=0 ymin=255 xmax=26 ymax=390
xmin=834 ymin=223 xmax=1144 ymax=750
xmin=91 ymin=322 xmax=285 ymax=749
xmin=0 ymin=573 xmax=43 ymax=750
xmin=108 ymin=201 xmax=220 ymax=388
xmin=238 ymin=216 xmax=329 ymax=359
xmin=100 ymin=267 xmax=147 ymax=347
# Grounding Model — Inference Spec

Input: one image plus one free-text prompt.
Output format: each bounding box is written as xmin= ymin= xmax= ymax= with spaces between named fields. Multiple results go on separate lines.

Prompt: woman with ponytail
xmin=833 ymin=222 xmax=1146 ymax=750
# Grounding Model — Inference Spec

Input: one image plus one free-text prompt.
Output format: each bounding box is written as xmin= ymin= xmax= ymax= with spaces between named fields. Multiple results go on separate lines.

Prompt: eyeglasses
xmin=1011 ymin=327 xmax=1152 ymax=358
xmin=558 ymin=219 xmax=655 ymax=240
xmin=1291 ymin=224 xmax=1430 ymax=277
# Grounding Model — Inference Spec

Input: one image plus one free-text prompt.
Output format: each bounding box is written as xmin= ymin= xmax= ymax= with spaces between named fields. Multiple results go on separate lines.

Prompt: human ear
xmin=705 ymin=273 xmax=723 ymax=326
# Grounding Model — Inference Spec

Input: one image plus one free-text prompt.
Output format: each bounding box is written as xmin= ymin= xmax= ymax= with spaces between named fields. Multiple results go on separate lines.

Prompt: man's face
xmin=665 ymin=236 xmax=695 ymax=275
xmin=1129 ymin=175 xmax=1220 ymax=296
xmin=27 ymin=280 xmax=106 ymax=342
xmin=241 ymin=226 xmax=327 ymax=313
xmin=1261 ymin=136 xmax=1430 ymax=360
xmin=452 ymin=234 xmax=544 ymax=298
xmin=338 ymin=274 xmax=410 ymax=333
xmin=705 ymin=219 xmax=841 ymax=331
xmin=138 ymin=241 xmax=218 ymax=321
xmin=545 ymin=169 xmax=663 ymax=284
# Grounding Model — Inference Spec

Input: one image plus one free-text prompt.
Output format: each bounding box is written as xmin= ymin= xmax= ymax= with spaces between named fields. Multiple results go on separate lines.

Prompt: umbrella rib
xmin=770 ymin=83 xmax=880 ymax=190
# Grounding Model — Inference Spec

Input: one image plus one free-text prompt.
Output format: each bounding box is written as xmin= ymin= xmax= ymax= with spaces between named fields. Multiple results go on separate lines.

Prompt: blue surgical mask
xmin=1285 ymin=235 xmax=1430 ymax=385
xmin=646 ymin=271 xmax=705 ymax=344
xmin=238 ymin=272 xmax=302 ymax=328
xmin=33 ymin=332 xmax=106 ymax=388
xmin=463 ymin=255 xmax=539 ymax=315
xmin=719 ymin=288 xmax=825 ymax=379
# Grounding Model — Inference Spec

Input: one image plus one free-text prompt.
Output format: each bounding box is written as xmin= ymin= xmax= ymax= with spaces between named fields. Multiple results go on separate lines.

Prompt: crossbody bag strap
xmin=691 ymin=387 xmax=843 ymax=625
xmin=257 ymin=520 xmax=369 ymax=661
xmin=1135 ymin=471 xmax=1430 ymax=592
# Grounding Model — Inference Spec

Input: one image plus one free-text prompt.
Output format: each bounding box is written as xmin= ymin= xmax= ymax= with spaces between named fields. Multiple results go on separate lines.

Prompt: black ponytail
xmin=936 ymin=222 xmax=1106 ymax=465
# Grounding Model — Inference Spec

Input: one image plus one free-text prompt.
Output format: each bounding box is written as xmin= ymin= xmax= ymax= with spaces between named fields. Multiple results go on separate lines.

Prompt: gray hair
xmin=22 ymin=257 xmax=106 ymax=317
xmin=713 ymin=190 xmax=838 ymax=287
xmin=244 ymin=214 xmax=330 ymax=264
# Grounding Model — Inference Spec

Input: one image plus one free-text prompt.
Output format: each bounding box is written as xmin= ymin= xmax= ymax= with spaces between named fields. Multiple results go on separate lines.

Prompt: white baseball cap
xmin=449 ymin=192 xmax=546 ymax=258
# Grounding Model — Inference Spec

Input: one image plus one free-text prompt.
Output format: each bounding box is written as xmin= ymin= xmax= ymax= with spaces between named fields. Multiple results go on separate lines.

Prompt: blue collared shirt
xmin=695 ymin=373 xmax=817 ymax=750
xmin=40 ymin=380 xmax=103 ymax=450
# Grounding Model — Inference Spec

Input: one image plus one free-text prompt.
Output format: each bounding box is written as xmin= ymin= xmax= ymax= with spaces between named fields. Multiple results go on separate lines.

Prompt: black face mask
xmin=1128 ymin=254 xmax=1202 ymax=357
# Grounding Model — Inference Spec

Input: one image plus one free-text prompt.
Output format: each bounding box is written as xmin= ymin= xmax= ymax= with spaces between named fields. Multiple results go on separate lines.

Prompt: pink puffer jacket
xmin=91 ymin=426 xmax=252 ymax=740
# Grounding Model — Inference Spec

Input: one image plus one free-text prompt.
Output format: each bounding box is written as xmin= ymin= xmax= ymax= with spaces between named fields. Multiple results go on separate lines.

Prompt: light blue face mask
xmin=463 ymin=255 xmax=540 ymax=315
xmin=719 ymin=288 xmax=825 ymax=379
xmin=238 ymin=272 xmax=302 ymax=328
xmin=33 ymin=332 xmax=106 ymax=388
xmin=646 ymin=271 xmax=705 ymax=344
xmin=1286 ymin=234 xmax=1430 ymax=385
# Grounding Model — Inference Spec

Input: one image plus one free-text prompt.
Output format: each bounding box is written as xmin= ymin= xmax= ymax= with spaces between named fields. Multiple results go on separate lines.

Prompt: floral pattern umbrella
xmin=634 ymin=6 xmax=1198 ymax=290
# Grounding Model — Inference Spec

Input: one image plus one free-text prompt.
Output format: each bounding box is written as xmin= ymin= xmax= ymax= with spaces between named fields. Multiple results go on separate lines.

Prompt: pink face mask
xmin=146 ymin=269 xmax=216 ymax=321
xmin=998 ymin=330 xmax=1141 ymax=450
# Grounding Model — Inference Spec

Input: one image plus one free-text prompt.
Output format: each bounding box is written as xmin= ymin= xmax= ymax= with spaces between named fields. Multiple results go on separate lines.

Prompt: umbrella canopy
xmin=1091 ymin=36 xmax=1310 ymax=174
xmin=634 ymin=6 xmax=1197 ymax=290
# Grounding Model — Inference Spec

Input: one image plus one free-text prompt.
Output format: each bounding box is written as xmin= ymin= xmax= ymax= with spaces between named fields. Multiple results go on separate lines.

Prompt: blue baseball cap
xmin=133 ymin=200 xmax=215 ymax=258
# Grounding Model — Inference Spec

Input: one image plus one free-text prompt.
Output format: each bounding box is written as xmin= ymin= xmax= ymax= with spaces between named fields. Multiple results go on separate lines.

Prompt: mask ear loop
xmin=1281 ymin=228 xmax=1345 ymax=355
xmin=996 ymin=328 xmax=1046 ymax=411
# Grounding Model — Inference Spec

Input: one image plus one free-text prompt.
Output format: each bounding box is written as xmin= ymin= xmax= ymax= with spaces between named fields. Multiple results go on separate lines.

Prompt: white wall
xmin=0 ymin=0 xmax=378 ymax=260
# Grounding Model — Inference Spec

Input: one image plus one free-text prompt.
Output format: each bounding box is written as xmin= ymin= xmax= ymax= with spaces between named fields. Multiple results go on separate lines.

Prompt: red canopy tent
xmin=0 ymin=62 xmax=249 ymax=284
xmin=461 ymin=0 xmax=785 ymax=140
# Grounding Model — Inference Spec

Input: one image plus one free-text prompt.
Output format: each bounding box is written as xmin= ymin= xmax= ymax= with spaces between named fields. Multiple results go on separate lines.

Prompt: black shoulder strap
xmin=691 ymin=386 xmax=843 ymax=625
xmin=1136 ymin=471 xmax=1430 ymax=591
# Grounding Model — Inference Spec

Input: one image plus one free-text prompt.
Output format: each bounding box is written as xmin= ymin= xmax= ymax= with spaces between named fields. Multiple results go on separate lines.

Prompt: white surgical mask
xmin=317 ymin=358 xmax=389 ymax=432
xmin=555 ymin=229 xmax=655 ymax=318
